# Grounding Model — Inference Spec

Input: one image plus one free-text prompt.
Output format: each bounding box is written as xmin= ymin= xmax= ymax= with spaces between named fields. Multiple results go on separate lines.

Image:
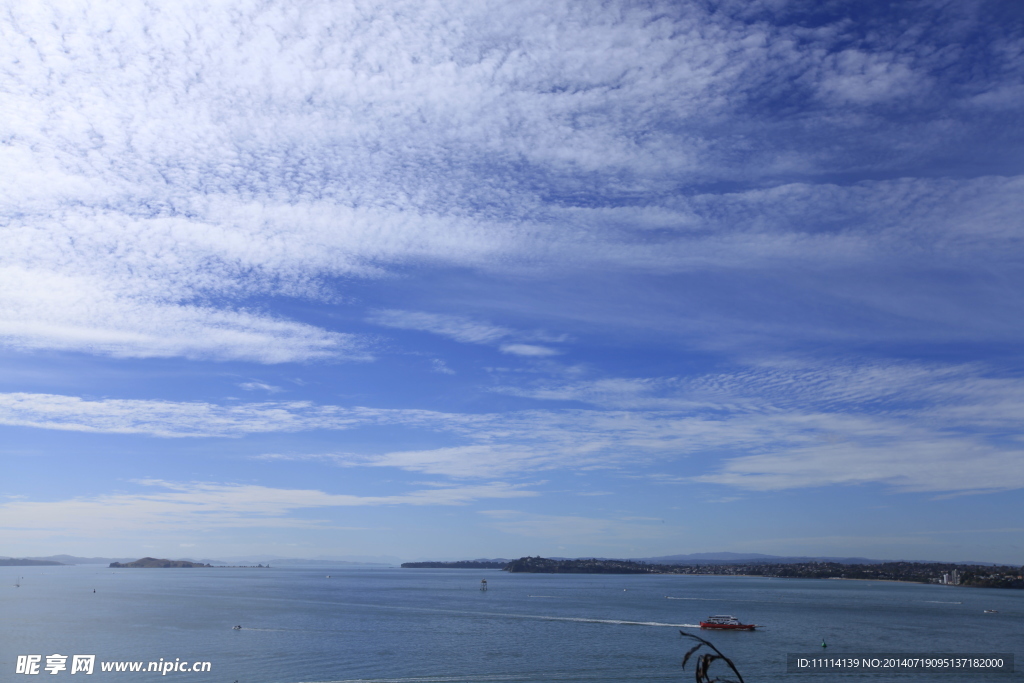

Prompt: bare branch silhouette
xmin=680 ymin=631 xmax=745 ymax=683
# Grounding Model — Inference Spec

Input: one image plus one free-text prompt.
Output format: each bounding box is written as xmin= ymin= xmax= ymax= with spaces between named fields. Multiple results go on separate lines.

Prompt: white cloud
xmin=500 ymin=344 xmax=559 ymax=357
xmin=817 ymin=49 xmax=926 ymax=104
xmin=238 ymin=382 xmax=283 ymax=392
xmin=368 ymin=310 xmax=511 ymax=345
xmin=430 ymin=358 xmax=456 ymax=375
xmin=694 ymin=441 xmax=1024 ymax=494
xmin=491 ymin=361 xmax=1024 ymax=493
xmin=0 ymin=392 xmax=473 ymax=438
xmin=342 ymin=445 xmax=562 ymax=479
xmin=5 ymin=354 xmax=1024 ymax=494
xmin=0 ymin=266 xmax=366 ymax=363
xmin=368 ymin=310 xmax=565 ymax=358
xmin=0 ymin=479 xmax=538 ymax=538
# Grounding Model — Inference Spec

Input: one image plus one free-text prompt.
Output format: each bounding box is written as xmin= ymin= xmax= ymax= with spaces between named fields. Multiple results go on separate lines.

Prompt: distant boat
xmin=984 ymin=609 xmax=998 ymax=614
xmin=233 ymin=625 xmax=242 ymax=630
xmin=699 ymin=615 xmax=756 ymax=630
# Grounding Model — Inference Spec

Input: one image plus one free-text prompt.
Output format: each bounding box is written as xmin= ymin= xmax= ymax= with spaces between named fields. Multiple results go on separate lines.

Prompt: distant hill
xmin=12 ymin=555 xmax=139 ymax=565
xmin=109 ymin=557 xmax=211 ymax=568
xmin=0 ymin=558 xmax=64 ymax=566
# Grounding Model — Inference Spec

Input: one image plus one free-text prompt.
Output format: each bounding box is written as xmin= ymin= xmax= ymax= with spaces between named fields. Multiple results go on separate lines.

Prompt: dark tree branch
xmin=679 ymin=631 xmax=745 ymax=683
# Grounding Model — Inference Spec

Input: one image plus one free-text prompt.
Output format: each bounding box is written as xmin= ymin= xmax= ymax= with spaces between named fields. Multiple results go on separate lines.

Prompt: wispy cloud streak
xmin=0 ymin=479 xmax=538 ymax=538
xmin=6 ymin=357 xmax=1023 ymax=493
xmin=367 ymin=310 xmax=562 ymax=356
xmin=0 ymin=393 xmax=472 ymax=438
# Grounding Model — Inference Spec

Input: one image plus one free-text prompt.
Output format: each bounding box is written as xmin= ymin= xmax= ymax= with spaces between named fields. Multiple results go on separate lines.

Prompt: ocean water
xmin=2 ymin=564 xmax=1021 ymax=682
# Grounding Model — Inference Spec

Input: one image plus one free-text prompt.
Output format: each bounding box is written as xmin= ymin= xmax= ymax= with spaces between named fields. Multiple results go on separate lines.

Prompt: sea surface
xmin=2 ymin=564 xmax=1021 ymax=682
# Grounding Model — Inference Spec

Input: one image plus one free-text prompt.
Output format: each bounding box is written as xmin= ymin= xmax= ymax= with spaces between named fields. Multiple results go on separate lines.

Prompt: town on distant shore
xmin=402 ymin=557 xmax=1024 ymax=589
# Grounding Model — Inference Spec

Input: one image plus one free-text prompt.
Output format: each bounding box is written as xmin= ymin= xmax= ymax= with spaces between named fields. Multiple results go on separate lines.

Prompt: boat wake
xmin=235 ymin=596 xmax=703 ymax=632
xmin=236 ymin=627 xmax=289 ymax=632
xmin=234 ymin=610 xmax=696 ymax=634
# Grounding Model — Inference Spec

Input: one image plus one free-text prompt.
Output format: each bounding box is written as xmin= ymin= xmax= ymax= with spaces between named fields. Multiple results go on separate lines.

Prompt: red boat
xmin=699 ymin=615 xmax=756 ymax=630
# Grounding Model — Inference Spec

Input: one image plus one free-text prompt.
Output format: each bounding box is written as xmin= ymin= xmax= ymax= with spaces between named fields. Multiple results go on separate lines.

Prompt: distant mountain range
xmin=0 ymin=558 xmax=64 ymax=566
xmin=3 ymin=555 xmax=138 ymax=565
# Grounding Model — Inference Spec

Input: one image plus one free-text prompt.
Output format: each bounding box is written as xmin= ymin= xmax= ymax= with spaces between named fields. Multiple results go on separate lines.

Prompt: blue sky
xmin=2 ymin=0 xmax=1023 ymax=564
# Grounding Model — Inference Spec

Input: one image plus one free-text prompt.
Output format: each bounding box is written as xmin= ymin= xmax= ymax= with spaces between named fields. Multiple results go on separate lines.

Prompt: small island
xmin=109 ymin=557 xmax=211 ymax=568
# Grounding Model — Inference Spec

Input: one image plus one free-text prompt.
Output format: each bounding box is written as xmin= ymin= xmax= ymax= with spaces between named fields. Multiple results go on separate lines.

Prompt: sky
xmin=2 ymin=0 xmax=1023 ymax=565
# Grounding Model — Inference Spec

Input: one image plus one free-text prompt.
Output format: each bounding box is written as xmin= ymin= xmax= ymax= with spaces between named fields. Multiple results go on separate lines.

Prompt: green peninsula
xmin=503 ymin=557 xmax=1024 ymax=588
xmin=402 ymin=561 xmax=507 ymax=569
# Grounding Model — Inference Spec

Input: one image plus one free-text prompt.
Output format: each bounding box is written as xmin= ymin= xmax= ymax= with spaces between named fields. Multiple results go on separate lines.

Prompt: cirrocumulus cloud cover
xmin=1 ymin=0 xmax=1023 ymax=564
